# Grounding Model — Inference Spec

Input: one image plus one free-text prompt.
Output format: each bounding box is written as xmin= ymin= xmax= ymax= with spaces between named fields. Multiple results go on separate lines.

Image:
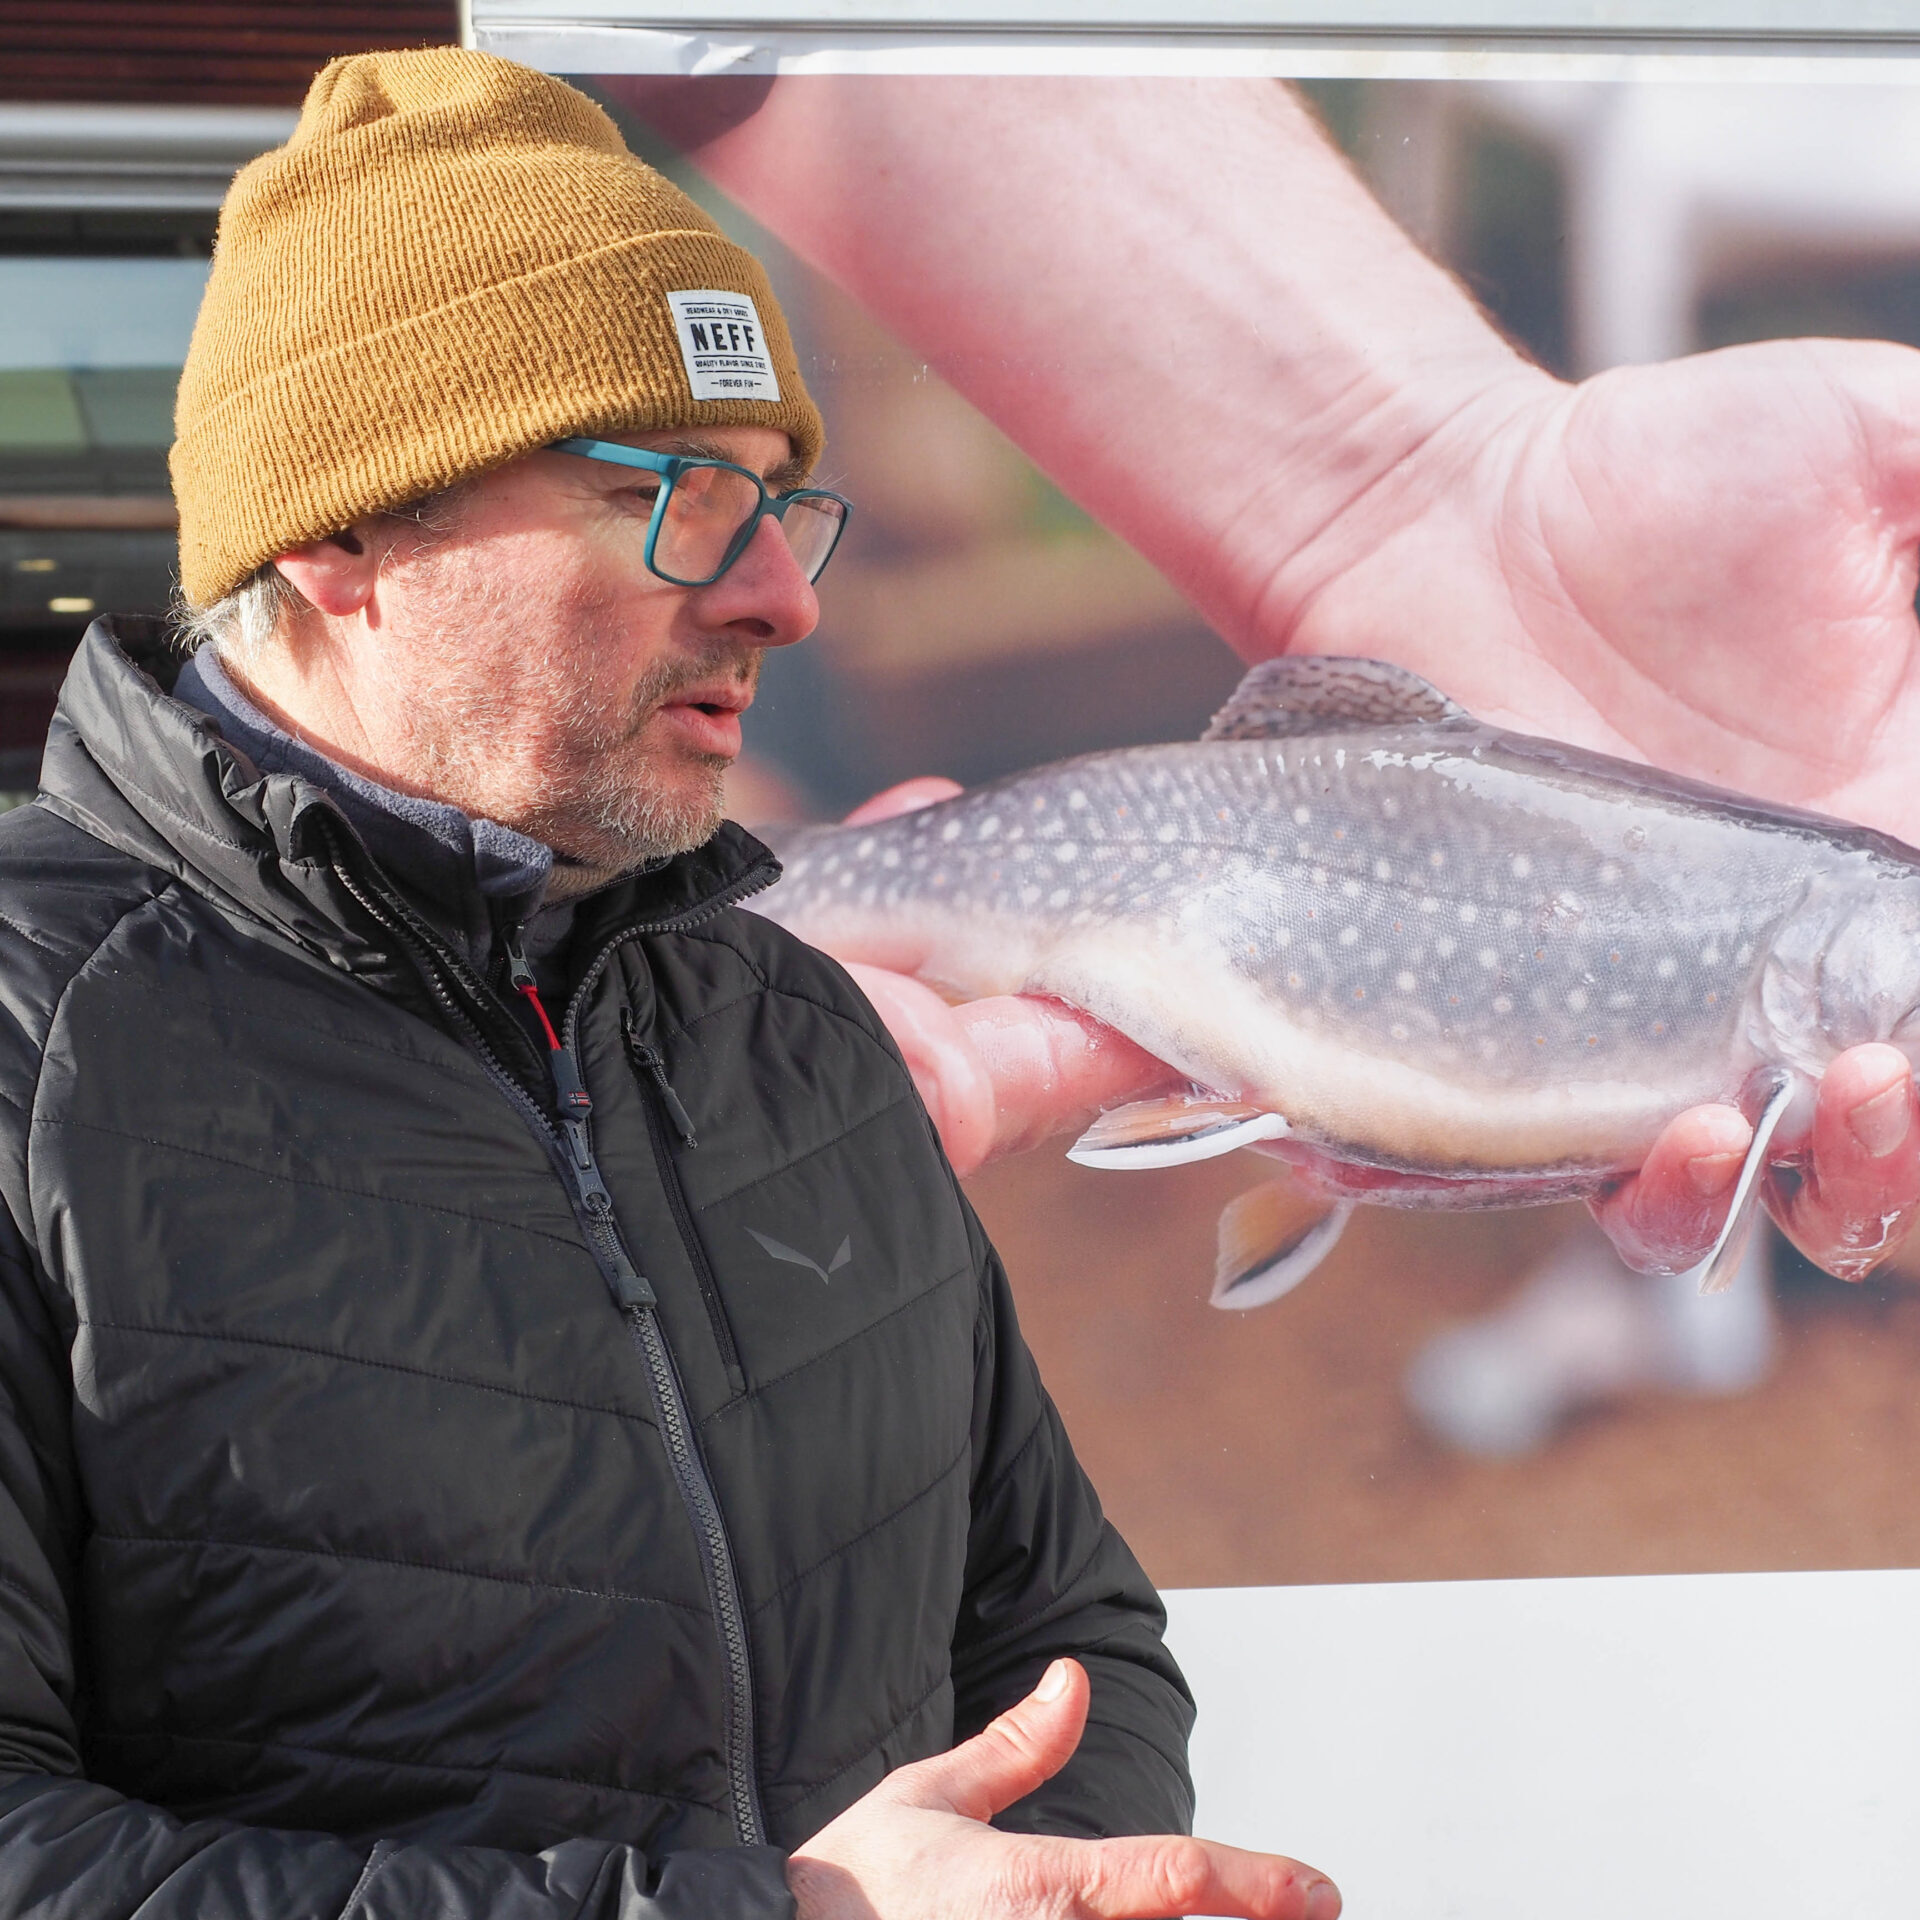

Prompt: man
xmin=0 ymin=48 xmax=1335 ymax=1920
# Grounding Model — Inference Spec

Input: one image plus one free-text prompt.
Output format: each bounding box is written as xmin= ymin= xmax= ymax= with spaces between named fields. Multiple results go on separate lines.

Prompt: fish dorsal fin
xmin=1202 ymin=655 xmax=1469 ymax=741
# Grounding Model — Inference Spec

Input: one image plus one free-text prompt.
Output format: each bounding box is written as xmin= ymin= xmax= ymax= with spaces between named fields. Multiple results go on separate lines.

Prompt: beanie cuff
xmin=172 ymin=225 xmax=822 ymax=606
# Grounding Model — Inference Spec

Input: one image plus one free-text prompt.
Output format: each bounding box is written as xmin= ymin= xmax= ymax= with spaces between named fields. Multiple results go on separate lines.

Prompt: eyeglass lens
xmin=655 ymin=464 xmax=847 ymax=585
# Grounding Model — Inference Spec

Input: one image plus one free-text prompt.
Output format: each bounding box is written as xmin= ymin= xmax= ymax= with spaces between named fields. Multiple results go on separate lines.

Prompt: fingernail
xmin=1305 ymin=1878 xmax=1342 ymax=1920
xmin=1685 ymin=1150 xmax=1742 ymax=1198
xmin=1035 ymin=1660 xmax=1069 ymax=1702
xmin=1849 ymin=1080 xmax=1912 ymax=1159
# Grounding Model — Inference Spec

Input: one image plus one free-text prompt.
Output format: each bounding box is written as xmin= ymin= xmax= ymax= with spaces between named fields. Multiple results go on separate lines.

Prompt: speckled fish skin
xmin=747 ymin=660 xmax=1920 ymax=1190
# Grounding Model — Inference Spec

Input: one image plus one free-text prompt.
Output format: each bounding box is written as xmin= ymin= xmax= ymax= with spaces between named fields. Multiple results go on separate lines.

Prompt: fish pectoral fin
xmin=1212 ymin=1182 xmax=1356 ymax=1310
xmin=1689 ymin=1072 xmax=1798 ymax=1296
xmin=1066 ymin=1094 xmax=1290 ymax=1170
xmin=1201 ymin=655 xmax=1471 ymax=741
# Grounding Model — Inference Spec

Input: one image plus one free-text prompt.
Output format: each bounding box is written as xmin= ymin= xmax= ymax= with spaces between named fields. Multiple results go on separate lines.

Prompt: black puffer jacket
xmin=0 ymin=621 xmax=1192 ymax=1917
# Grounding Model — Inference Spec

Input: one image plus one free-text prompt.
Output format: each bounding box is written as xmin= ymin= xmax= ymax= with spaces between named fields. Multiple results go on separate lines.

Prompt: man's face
xmin=347 ymin=424 xmax=817 ymax=874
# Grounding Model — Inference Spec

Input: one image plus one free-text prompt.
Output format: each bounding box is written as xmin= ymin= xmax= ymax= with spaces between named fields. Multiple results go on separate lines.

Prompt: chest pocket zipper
xmin=622 ymin=1007 xmax=747 ymax=1398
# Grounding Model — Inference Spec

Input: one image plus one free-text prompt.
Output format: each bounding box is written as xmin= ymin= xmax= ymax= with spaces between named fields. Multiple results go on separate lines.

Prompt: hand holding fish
xmin=787 ymin=1658 xmax=1339 ymax=1920
xmin=763 ymin=660 xmax=1920 ymax=1299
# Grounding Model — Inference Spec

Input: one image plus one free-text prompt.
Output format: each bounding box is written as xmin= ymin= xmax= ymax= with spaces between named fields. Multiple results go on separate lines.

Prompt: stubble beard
xmin=389 ymin=563 xmax=761 ymax=876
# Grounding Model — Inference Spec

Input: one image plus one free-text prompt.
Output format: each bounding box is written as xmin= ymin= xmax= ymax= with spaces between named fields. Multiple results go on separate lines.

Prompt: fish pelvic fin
xmin=1212 ymin=1183 xmax=1356 ymax=1309
xmin=1066 ymin=1093 xmax=1290 ymax=1170
xmin=1690 ymin=1072 xmax=1799 ymax=1296
xmin=1202 ymin=655 xmax=1471 ymax=741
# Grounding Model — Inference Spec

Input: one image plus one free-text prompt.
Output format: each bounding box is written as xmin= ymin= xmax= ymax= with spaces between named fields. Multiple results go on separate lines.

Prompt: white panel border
xmin=1165 ymin=1572 xmax=1920 ymax=1920
xmin=470 ymin=22 xmax=1920 ymax=80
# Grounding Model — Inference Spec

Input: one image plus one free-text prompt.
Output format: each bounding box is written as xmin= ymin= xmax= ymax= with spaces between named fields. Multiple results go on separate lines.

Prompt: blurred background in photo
xmin=7 ymin=11 xmax=1920 ymax=1587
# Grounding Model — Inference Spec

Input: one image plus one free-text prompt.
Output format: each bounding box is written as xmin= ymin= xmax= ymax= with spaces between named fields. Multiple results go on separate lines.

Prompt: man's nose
xmin=692 ymin=512 xmax=819 ymax=649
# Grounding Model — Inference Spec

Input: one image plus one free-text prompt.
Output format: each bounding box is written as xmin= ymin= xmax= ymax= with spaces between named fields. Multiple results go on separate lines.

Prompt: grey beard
xmin=517 ymin=647 xmax=758 ymax=880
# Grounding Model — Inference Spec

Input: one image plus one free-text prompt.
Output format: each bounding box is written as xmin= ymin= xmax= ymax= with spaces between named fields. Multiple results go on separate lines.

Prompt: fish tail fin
xmin=1691 ymin=1071 xmax=1799 ymax=1296
xmin=1211 ymin=1183 xmax=1356 ymax=1310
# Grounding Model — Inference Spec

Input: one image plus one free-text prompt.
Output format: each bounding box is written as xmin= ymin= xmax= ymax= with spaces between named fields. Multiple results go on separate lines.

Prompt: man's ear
xmin=271 ymin=526 xmax=379 ymax=619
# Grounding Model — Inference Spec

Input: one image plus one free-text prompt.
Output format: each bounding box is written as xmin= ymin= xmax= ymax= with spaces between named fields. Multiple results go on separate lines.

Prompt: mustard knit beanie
xmin=171 ymin=47 xmax=824 ymax=606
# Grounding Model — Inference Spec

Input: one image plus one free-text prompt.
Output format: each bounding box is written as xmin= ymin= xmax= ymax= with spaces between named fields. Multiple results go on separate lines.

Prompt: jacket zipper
xmin=620 ymin=1006 xmax=747 ymax=1399
xmin=328 ymin=835 xmax=776 ymax=1845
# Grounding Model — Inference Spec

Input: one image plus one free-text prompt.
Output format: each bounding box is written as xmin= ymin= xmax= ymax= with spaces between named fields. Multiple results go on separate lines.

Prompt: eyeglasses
xmin=550 ymin=437 xmax=852 ymax=588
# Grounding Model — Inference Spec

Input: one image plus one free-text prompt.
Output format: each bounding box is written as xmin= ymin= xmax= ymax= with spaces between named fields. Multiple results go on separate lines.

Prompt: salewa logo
xmin=746 ymin=1228 xmax=851 ymax=1285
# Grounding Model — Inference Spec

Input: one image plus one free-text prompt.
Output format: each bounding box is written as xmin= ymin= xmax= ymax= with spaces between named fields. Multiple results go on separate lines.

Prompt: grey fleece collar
xmin=172 ymin=646 xmax=567 ymax=983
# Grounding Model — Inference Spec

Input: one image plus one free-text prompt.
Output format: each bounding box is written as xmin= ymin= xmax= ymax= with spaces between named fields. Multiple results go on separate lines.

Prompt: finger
xmin=843 ymin=964 xmax=999 ymax=1174
xmin=1589 ymin=1102 xmax=1752 ymax=1273
xmin=1769 ymin=1042 xmax=1920 ymax=1280
xmin=841 ymin=777 xmax=965 ymax=826
xmin=1063 ymin=1832 xmax=1340 ymax=1920
xmin=953 ymin=996 xmax=1181 ymax=1160
xmin=890 ymin=1658 xmax=1090 ymax=1822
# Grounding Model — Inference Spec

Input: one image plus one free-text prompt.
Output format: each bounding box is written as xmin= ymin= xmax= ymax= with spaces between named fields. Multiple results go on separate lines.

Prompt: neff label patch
xmin=667 ymin=290 xmax=780 ymax=401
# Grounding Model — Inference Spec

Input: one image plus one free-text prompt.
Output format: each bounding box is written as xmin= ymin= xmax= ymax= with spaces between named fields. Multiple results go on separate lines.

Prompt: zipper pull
xmin=622 ymin=1008 xmax=697 ymax=1147
xmin=503 ymin=931 xmax=596 ymax=1162
xmin=501 ymin=927 xmax=538 ymax=995
xmin=502 ymin=939 xmax=656 ymax=1313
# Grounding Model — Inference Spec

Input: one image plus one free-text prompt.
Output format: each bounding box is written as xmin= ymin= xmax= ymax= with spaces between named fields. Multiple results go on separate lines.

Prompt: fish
xmin=745 ymin=656 xmax=1920 ymax=1307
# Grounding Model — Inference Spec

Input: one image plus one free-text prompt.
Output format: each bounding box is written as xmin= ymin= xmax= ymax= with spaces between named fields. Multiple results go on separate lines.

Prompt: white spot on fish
xmin=857 ymin=837 xmax=875 ymax=857
xmin=941 ymin=822 xmax=961 ymax=842
xmin=1599 ymin=861 xmax=1621 ymax=884
xmin=1459 ymin=903 xmax=1478 ymax=926
xmin=1608 ymin=992 xmax=1633 ymax=1010
xmin=1429 ymin=849 xmax=1446 ymax=869
xmin=1383 ymin=797 xmax=1401 ymax=820
xmin=1512 ymin=854 xmax=1532 ymax=879
xmin=1341 ymin=879 xmax=1361 ymax=899
xmin=1157 ymin=823 xmax=1179 ymax=843
xmin=1049 ymin=888 xmax=1070 ymax=908
xmin=1153 ymin=862 xmax=1173 ymax=881
xmin=1478 ymin=948 xmax=1498 ymax=970
xmin=1435 ymin=936 xmax=1456 ymax=959
xmin=1374 ymin=858 xmax=1393 ymax=882
xmin=1339 ymin=927 xmax=1359 ymax=946
xmin=980 ymin=816 xmax=999 ymax=838
xmin=1657 ymin=956 xmax=1678 ymax=979
xmin=1567 ymin=988 xmax=1589 ymax=1013
xmin=882 ymin=849 xmax=899 ymax=868
xmin=1419 ymin=897 xmax=1441 ymax=915
xmin=1736 ymin=943 xmax=1753 ymax=966
xmin=1054 ymin=843 xmax=1078 ymax=863
xmin=1396 ymin=970 xmax=1417 ymax=992
xmin=1701 ymin=943 xmax=1720 ymax=966
xmin=1019 ymin=885 xmax=1041 ymax=906
xmin=1501 ymin=909 xmax=1522 ymax=929
xmin=1312 ymin=868 xmax=1328 ymax=887
xmin=1493 ymin=994 xmax=1513 ymax=1014
xmin=822 ymin=856 xmax=840 ymax=873
xmin=1293 ymin=806 xmax=1311 ymax=825
xmin=1069 ymin=790 xmax=1088 ymax=811
xmin=1276 ymin=926 xmax=1292 ymax=947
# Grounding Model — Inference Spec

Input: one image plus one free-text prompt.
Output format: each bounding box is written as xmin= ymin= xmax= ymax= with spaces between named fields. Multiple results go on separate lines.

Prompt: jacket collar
xmin=37 ymin=617 xmax=779 ymax=987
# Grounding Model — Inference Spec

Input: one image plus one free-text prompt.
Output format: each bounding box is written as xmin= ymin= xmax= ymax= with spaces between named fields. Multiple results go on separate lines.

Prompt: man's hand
xmin=787 ymin=1658 xmax=1338 ymax=1920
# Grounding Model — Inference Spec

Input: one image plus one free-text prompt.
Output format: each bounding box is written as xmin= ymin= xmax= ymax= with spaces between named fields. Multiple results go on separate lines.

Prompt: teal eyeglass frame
xmin=550 ymin=436 xmax=852 ymax=587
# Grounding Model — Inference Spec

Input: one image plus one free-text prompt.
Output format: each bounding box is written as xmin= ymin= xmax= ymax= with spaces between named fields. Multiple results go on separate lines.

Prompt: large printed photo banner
xmin=471 ymin=13 xmax=1920 ymax=1594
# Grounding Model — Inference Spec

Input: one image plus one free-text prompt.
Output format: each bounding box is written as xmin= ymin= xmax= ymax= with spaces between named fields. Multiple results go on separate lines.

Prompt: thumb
xmin=896 ymin=1658 xmax=1090 ymax=1822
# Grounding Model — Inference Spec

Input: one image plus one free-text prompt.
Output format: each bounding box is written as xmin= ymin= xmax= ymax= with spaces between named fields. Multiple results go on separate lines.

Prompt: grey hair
xmin=171 ymin=482 xmax=475 ymax=670
xmin=171 ymin=562 xmax=308 ymax=671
